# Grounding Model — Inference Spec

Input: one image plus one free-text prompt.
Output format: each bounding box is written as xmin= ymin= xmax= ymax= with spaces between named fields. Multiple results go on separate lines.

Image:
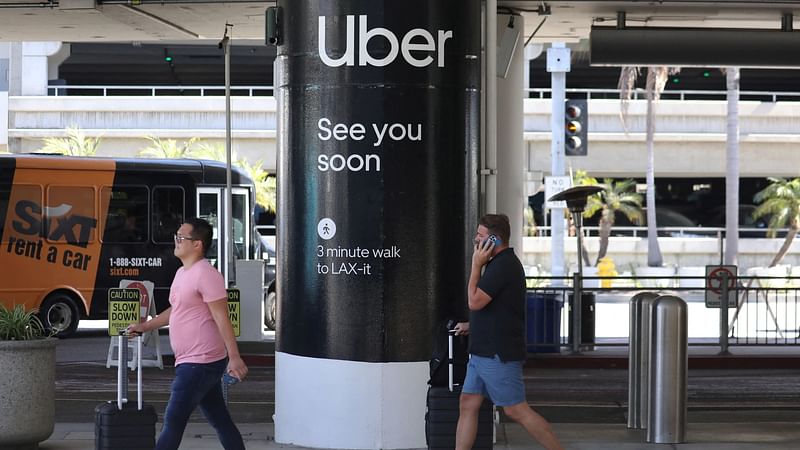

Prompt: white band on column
xmin=275 ymin=352 xmax=428 ymax=449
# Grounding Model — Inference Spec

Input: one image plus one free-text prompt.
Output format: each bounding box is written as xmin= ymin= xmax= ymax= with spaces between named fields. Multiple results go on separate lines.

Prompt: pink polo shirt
xmin=168 ymin=259 xmax=228 ymax=365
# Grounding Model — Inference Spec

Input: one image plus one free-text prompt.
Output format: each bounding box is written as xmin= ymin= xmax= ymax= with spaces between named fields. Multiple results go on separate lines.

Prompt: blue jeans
xmin=156 ymin=357 xmax=244 ymax=450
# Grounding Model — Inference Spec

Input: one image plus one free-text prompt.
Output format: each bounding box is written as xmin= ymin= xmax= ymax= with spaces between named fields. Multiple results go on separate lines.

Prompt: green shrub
xmin=0 ymin=304 xmax=47 ymax=340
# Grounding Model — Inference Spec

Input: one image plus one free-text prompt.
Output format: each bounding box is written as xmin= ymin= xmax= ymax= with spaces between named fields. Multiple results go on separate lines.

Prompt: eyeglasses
xmin=173 ymin=233 xmax=198 ymax=243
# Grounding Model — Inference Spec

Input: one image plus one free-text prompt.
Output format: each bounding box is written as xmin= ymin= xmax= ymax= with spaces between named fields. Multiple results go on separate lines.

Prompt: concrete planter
xmin=748 ymin=265 xmax=790 ymax=288
xmin=0 ymin=338 xmax=57 ymax=450
xmin=635 ymin=266 xmax=676 ymax=288
xmin=677 ymin=266 xmax=706 ymax=289
xmin=570 ymin=266 xmax=600 ymax=288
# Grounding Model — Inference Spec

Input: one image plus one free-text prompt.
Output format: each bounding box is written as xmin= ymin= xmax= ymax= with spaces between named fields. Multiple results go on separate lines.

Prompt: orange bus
xmin=0 ymin=154 xmax=257 ymax=337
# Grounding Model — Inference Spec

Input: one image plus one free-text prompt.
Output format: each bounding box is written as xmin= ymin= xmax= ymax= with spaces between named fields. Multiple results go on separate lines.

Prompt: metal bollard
xmin=627 ymin=291 xmax=659 ymax=429
xmin=571 ymin=272 xmax=583 ymax=354
xmin=638 ymin=292 xmax=659 ymax=430
xmin=647 ymin=295 xmax=688 ymax=444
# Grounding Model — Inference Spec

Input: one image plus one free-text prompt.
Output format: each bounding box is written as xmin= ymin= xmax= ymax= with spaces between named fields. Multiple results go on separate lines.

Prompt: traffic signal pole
xmin=547 ymin=43 xmax=569 ymax=280
xmin=220 ymin=23 xmax=235 ymax=288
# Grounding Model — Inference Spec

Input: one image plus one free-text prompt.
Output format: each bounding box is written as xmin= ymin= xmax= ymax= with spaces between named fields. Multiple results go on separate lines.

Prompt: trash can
xmin=567 ymin=292 xmax=596 ymax=348
xmin=526 ymin=292 xmax=564 ymax=353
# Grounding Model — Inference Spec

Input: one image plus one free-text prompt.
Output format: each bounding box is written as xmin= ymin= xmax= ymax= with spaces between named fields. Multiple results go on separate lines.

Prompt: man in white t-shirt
xmin=129 ymin=218 xmax=247 ymax=450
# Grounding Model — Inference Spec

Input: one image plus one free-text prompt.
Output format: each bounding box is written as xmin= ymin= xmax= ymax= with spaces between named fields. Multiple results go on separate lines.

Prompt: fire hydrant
xmin=597 ymin=257 xmax=618 ymax=288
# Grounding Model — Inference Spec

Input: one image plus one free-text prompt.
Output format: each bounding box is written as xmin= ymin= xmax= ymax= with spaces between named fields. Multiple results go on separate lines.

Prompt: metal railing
xmin=46 ymin=84 xmax=275 ymax=97
xmin=525 ymin=87 xmax=800 ymax=103
xmin=44 ymin=85 xmax=800 ymax=103
xmin=729 ymin=279 xmax=800 ymax=345
xmin=255 ymin=225 xmax=276 ymax=236
xmin=528 ymin=225 xmax=792 ymax=267
xmin=533 ymin=225 xmax=777 ymax=238
xmin=525 ymin=275 xmax=800 ymax=353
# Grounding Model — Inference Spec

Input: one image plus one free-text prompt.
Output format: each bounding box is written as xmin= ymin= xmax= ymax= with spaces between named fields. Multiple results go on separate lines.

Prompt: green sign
xmin=227 ymin=288 xmax=240 ymax=337
xmin=108 ymin=288 xmax=141 ymax=336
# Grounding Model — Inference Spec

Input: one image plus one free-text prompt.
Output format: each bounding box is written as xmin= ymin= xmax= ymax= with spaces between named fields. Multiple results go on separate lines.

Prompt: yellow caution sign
xmin=227 ymin=288 xmax=240 ymax=337
xmin=108 ymin=288 xmax=141 ymax=336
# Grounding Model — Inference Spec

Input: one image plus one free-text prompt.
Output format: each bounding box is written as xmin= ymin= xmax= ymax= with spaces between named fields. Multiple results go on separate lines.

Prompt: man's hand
xmin=468 ymin=240 xmax=494 ymax=311
xmin=227 ymin=356 xmax=248 ymax=381
xmin=125 ymin=307 xmax=170 ymax=336
xmin=126 ymin=322 xmax=146 ymax=336
xmin=472 ymin=238 xmax=494 ymax=269
xmin=208 ymin=299 xmax=248 ymax=381
xmin=453 ymin=321 xmax=470 ymax=336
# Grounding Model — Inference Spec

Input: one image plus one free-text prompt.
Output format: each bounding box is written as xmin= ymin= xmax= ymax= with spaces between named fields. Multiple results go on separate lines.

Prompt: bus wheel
xmin=264 ymin=290 xmax=276 ymax=331
xmin=40 ymin=294 xmax=80 ymax=338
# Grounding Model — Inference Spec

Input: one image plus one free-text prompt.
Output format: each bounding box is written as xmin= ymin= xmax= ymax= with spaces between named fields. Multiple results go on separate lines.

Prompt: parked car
xmin=258 ymin=235 xmax=277 ymax=330
xmin=703 ymin=205 xmax=770 ymax=237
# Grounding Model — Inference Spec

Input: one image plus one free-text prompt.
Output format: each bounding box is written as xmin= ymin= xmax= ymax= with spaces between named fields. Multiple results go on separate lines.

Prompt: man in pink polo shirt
xmin=129 ymin=218 xmax=248 ymax=450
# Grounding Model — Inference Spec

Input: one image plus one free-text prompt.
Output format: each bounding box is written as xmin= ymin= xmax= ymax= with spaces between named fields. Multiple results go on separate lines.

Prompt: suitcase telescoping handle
xmin=447 ymin=328 xmax=456 ymax=392
xmin=117 ymin=332 xmax=144 ymax=410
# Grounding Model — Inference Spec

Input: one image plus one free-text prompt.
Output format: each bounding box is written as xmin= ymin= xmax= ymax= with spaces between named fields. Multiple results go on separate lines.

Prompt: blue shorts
xmin=462 ymin=354 xmax=525 ymax=407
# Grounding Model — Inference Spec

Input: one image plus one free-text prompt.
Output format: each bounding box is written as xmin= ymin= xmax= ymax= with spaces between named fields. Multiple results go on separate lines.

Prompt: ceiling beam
xmin=591 ymin=26 xmax=800 ymax=68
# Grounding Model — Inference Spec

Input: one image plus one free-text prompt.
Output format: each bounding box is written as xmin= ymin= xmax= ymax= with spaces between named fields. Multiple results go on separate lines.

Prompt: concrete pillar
xmin=483 ymin=0 xmax=497 ymax=214
xmin=7 ymin=43 xmax=21 ymax=97
xmin=274 ymin=1 xmax=480 ymax=448
xmin=496 ymin=13 xmax=525 ymax=254
xmin=12 ymin=42 xmax=63 ymax=96
xmin=47 ymin=43 xmax=71 ymax=83
xmin=5 ymin=41 xmax=64 ymax=151
xmin=523 ymin=44 xmax=543 ymax=94
xmin=0 ymin=44 xmax=9 ymax=152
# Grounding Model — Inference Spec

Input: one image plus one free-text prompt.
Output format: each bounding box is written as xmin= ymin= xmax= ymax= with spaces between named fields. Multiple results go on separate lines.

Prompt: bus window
xmin=153 ymin=187 xmax=185 ymax=243
xmin=232 ymin=191 xmax=249 ymax=259
xmin=100 ymin=186 xmax=148 ymax=243
xmin=46 ymin=185 xmax=96 ymax=245
xmin=198 ymin=191 xmax=220 ymax=267
xmin=197 ymin=188 xmax=251 ymax=276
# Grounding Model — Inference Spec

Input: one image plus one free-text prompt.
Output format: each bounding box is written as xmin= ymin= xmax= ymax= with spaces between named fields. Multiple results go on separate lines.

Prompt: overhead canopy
xmin=590 ymin=26 xmax=800 ymax=68
xmin=0 ymin=1 xmax=797 ymax=44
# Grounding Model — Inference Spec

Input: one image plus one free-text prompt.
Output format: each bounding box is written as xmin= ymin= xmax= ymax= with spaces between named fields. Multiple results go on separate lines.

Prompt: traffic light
xmin=163 ymin=49 xmax=174 ymax=67
xmin=564 ymin=99 xmax=588 ymax=156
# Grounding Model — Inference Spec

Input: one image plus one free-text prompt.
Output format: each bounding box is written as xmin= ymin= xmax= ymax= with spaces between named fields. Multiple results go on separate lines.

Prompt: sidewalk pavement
xmin=41 ymin=421 xmax=800 ymax=449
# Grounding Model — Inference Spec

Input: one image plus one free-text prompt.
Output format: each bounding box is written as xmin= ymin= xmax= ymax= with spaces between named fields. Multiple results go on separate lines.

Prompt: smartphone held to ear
xmin=485 ymin=235 xmax=501 ymax=246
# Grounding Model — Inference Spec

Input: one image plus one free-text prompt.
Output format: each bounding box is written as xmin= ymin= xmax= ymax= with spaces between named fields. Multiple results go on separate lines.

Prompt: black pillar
xmin=276 ymin=0 xmax=480 ymax=363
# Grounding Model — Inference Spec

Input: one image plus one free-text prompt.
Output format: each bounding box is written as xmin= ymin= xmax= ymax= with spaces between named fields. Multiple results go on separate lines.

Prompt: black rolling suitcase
xmin=95 ymin=333 xmax=157 ymax=450
xmin=426 ymin=326 xmax=494 ymax=450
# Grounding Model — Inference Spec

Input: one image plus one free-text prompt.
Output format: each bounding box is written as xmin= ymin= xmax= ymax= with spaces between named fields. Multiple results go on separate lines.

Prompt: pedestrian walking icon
xmin=317 ymin=218 xmax=336 ymax=240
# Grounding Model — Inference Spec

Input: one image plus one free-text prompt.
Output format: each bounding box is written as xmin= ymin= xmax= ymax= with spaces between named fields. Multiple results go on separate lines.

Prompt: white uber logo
xmin=318 ymin=15 xmax=453 ymax=68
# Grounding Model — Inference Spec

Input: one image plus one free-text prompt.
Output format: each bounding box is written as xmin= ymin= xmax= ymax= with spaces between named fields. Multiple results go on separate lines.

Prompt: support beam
xmin=591 ymin=27 xmax=800 ymax=68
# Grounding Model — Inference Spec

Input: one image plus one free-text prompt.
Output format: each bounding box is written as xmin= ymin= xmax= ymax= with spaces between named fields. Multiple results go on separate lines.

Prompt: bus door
xmin=196 ymin=187 xmax=251 ymax=285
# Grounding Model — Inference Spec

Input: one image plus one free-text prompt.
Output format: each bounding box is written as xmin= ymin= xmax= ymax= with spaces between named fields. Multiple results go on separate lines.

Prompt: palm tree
xmin=571 ymin=170 xmax=596 ymax=267
xmin=752 ymin=177 xmax=800 ymax=267
xmin=190 ymin=141 xmax=230 ymax=162
xmin=619 ymin=66 xmax=680 ymax=267
xmin=138 ymin=136 xmax=198 ymax=159
xmin=237 ymin=158 xmax=277 ymax=212
xmin=185 ymin=141 xmax=277 ymax=212
xmin=523 ymin=205 xmax=537 ymax=237
xmin=41 ymin=127 xmax=100 ymax=156
xmin=581 ymin=178 xmax=643 ymax=266
xmin=725 ymin=67 xmax=741 ymax=266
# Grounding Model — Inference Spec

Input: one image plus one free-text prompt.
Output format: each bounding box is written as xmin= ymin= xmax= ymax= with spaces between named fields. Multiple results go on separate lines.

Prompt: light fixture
xmin=591 ymin=12 xmax=800 ymax=68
